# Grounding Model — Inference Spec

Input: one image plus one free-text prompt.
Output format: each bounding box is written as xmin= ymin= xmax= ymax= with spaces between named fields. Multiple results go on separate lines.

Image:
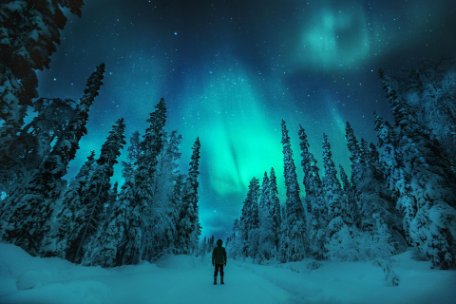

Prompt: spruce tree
xmin=269 ymin=167 xmax=281 ymax=257
xmin=345 ymin=121 xmax=405 ymax=253
xmin=321 ymin=134 xmax=345 ymax=251
xmin=339 ymin=165 xmax=357 ymax=226
xmin=298 ymin=125 xmax=325 ymax=258
xmin=239 ymin=177 xmax=260 ymax=258
xmin=0 ymin=0 xmax=84 ymax=135
xmin=258 ymin=172 xmax=276 ymax=262
xmin=68 ymin=118 xmax=126 ymax=263
xmin=136 ymin=99 xmax=167 ymax=261
xmin=380 ymin=70 xmax=456 ymax=268
xmin=1 ymin=64 xmax=105 ymax=254
xmin=42 ymin=150 xmax=96 ymax=257
xmin=281 ymin=120 xmax=308 ymax=261
xmin=176 ymin=138 xmax=202 ymax=255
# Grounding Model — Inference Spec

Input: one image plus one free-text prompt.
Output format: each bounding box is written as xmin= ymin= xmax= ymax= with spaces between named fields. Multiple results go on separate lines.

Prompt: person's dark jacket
xmin=212 ymin=246 xmax=227 ymax=265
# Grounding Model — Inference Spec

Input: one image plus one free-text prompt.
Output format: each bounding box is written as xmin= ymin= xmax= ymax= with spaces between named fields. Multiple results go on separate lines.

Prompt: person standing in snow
xmin=212 ymin=239 xmax=227 ymax=285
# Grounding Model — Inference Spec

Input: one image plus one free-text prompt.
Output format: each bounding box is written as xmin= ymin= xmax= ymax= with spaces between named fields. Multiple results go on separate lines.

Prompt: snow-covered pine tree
xmin=339 ymin=165 xmax=357 ymax=226
xmin=0 ymin=0 xmax=84 ymax=136
xmin=169 ymin=174 xmax=185 ymax=254
xmin=239 ymin=177 xmax=260 ymax=258
xmin=269 ymin=167 xmax=281 ymax=258
xmin=154 ymin=131 xmax=183 ymax=207
xmin=67 ymin=118 xmax=126 ymax=263
xmin=103 ymin=182 xmax=119 ymax=222
xmin=110 ymin=178 xmax=143 ymax=266
xmin=380 ymin=70 xmax=456 ymax=268
xmin=82 ymin=196 xmax=129 ymax=267
xmin=136 ymin=99 xmax=167 ymax=261
xmin=110 ymin=129 xmax=152 ymax=265
xmin=280 ymin=120 xmax=308 ymax=261
xmin=41 ymin=150 xmax=96 ymax=257
xmin=175 ymin=138 xmax=202 ymax=255
xmin=227 ymin=219 xmax=243 ymax=258
xmin=398 ymin=63 xmax=456 ymax=171
xmin=0 ymin=98 xmax=80 ymax=198
xmin=151 ymin=131 xmax=183 ymax=255
xmin=1 ymin=64 xmax=105 ymax=255
xmin=298 ymin=125 xmax=326 ymax=259
xmin=258 ymin=172 xmax=276 ymax=262
xmin=374 ymin=114 xmax=402 ymax=196
xmin=345 ymin=121 xmax=405 ymax=253
xmin=321 ymin=134 xmax=346 ymax=255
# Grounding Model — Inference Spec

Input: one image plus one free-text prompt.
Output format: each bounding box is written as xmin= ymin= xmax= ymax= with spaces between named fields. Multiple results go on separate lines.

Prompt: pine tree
xmin=136 ymin=98 xmax=167 ymax=261
xmin=1 ymin=64 xmax=105 ymax=254
xmin=109 ymin=105 xmax=168 ymax=265
xmin=41 ymin=150 xmax=96 ymax=257
xmin=258 ymin=172 xmax=276 ymax=262
xmin=298 ymin=125 xmax=325 ymax=258
xmin=82 ymin=197 xmax=129 ymax=267
xmin=70 ymin=118 xmax=126 ymax=262
xmin=339 ymin=165 xmax=357 ymax=226
xmin=280 ymin=120 xmax=307 ymax=261
xmin=0 ymin=0 xmax=84 ymax=136
xmin=380 ymin=70 xmax=456 ymax=268
xmin=321 ymin=134 xmax=346 ymax=253
xmin=239 ymin=177 xmax=260 ymax=258
xmin=0 ymin=97 xmax=79 ymax=197
xmin=269 ymin=167 xmax=281 ymax=257
xmin=154 ymin=131 xmax=183 ymax=206
xmin=116 ymin=179 xmax=143 ymax=265
xmin=345 ymin=121 xmax=405 ymax=253
xmin=176 ymin=138 xmax=202 ymax=255
xmin=170 ymin=174 xmax=185 ymax=254
xmin=53 ymin=118 xmax=125 ymax=263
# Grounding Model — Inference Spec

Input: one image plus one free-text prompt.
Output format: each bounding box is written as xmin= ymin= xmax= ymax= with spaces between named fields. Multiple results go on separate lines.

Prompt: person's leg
xmin=220 ymin=265 xmax=224 ymax=284
xmin=214 ymin=265 xmax=219 ymax=284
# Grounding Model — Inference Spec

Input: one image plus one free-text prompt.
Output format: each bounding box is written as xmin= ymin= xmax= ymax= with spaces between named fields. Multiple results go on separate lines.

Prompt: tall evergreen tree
xmin=0 ymin=0 xmax=84 ymax=135
xmin=258 ymin=172 xmax=275 ymax=262
xmin=71 ymin=118 xmax=126 ymax=262
xmin=176 ymin=138 xmax=202 ymax=255
xmin=1 ymin=64 xmax=105 ymax=254
xmin=280 ymin=120 xmax=308 ymax=261
xmin=379 ymin=70 xmax=456 ymax=268
xmin=239 ymin=177 xmax=260 ymax=258
xmin=136 ymin=98 xmax=168 ymax=261
xmin=269 ymin=167 xmax=281 ymax=257
xmin=345 ymin=121 xmax=405 ymax=252
xmin=298 ymin=125 xmax=325 ymax=258
xmin=321 ymin=134 xmax=346 ymax=250
xmin=339 ymin=165 xmax=357 ymax=226
xmin=41 ymin=150 xmax=96 ymax=257
xmin=0 ymin=97 xmax=79 ymax=197
xmin=56 ymin=118 xmax=125 ymax=262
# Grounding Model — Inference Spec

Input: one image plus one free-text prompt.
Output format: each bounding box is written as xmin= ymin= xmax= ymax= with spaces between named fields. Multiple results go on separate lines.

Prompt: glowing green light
xmin=181 ymin=67 xmax=284 ymax=196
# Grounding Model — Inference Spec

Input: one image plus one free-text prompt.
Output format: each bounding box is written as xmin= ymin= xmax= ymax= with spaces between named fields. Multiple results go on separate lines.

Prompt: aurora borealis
xmin=37 ymin=0 xmax=456 ymax=237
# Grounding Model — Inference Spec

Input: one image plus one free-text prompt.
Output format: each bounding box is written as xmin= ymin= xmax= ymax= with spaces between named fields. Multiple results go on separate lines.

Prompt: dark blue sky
xmin=37 ymin=0 xmax=456 ymax=238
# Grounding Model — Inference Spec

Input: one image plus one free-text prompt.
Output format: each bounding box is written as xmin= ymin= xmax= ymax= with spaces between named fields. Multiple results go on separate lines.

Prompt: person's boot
xmin=221 ymin=275 xmax=224 ymax=285
xmin=214 ymin=276 xmax=217 ymax=285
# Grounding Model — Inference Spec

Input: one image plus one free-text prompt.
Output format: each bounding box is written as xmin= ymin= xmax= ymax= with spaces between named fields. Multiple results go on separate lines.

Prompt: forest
xmin=1 ymin=0 xmax=456 ymax=276
xmin=0 ymin=1 xmax=201 ymax=267
xmin=225 ymin=65 xmax=456 ymax=271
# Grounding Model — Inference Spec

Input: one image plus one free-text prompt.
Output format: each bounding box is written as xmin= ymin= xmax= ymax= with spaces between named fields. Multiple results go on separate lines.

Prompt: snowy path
xmin=1 ymin=243 xmax=455 ymax=304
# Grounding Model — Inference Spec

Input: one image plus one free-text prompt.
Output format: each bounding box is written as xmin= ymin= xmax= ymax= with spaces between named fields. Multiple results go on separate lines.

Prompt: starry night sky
xmin=37 ymin=0 xmax=456 ymax=238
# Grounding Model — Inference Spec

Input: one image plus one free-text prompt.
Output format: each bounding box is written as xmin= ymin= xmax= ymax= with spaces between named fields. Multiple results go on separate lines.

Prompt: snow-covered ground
xmin=0 ymin=243 xmax=455 ymax=304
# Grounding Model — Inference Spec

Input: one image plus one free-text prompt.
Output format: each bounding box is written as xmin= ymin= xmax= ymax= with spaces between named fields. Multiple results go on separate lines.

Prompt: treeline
xmin=0 ymin=64 xmax=202 ymax=267
xmin=0 ymin=1 xmax=201 ymax=267
xmin=227 ymin=63 xmax=456 ymax=270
